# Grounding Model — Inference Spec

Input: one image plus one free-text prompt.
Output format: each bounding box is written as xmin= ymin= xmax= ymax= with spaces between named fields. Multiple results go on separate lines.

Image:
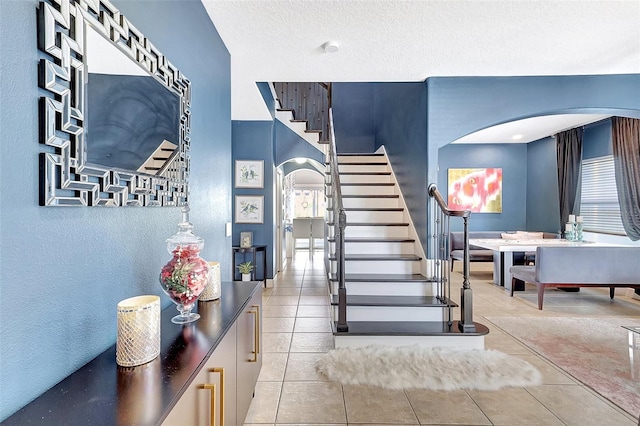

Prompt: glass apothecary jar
xmin=159 ymin=206 xmax=209 ymax=324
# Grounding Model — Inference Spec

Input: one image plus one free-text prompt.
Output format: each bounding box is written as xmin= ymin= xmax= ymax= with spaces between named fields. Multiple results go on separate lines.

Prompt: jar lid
xmin=166 ymin=205 xmax=204 ymax=253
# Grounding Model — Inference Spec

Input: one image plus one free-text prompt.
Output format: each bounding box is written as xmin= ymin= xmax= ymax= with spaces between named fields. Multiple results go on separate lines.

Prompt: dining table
xmin=467 ymin=238 xmax=620 ymax=291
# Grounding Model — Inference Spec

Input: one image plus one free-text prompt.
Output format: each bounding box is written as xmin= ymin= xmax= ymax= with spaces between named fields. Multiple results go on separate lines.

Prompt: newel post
xmin=458 ymin=215 xmax=475 ymax=332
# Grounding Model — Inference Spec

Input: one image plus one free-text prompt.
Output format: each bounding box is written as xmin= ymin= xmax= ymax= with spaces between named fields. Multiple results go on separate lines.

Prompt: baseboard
xmin=627 ymin=288 xmax=640 ymax=300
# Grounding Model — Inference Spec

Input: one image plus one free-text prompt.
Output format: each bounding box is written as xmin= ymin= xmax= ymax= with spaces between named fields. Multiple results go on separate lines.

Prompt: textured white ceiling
xmin=451 ymin=113 xmax=612 ymax=144
xmin=291 ymin=169 xmax=324 ymax=188
xmin=202 ymin=0 xmax=640 ymax=139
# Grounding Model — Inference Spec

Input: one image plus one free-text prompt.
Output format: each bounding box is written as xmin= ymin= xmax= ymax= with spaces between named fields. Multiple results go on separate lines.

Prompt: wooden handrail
xmin=428 ymin=183 xmax=469 ymax=218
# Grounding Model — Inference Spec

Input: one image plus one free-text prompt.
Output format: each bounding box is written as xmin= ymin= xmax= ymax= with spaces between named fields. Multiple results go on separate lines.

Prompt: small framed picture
xmin=235 ymin=160 xmax=264 ymax=188
xmin=240 ymin=231 xmax=253 ymax=248
xmin=235 ymin=195 xmax=264 ymax=224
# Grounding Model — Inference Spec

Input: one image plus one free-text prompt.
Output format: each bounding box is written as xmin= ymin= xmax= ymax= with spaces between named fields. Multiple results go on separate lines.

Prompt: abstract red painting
xmin=447 ymin=168 xmax=503 ymax=213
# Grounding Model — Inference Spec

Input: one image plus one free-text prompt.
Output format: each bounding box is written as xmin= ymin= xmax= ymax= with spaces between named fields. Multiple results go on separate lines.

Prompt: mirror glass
xmin=85 ymin=28 xmax=180 ymax=174
xmin=37 ymin=0 xmax=190 ymax=206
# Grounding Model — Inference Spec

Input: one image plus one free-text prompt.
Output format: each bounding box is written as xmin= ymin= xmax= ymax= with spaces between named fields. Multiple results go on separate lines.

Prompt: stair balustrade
xmin=428 ymin=184 xmax=475 ymax=332
xmin=327 ymin=108 xmax=348 ymax=332
xmin=273 ymin=82 xmax=331 ymax=140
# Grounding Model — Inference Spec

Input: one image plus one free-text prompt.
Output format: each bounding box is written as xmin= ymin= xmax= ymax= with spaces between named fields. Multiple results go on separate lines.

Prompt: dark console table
xmin=3 ymin=281 xmax=262 ymax=425
xmin=232 ymin=244 xmax=267 ymax=286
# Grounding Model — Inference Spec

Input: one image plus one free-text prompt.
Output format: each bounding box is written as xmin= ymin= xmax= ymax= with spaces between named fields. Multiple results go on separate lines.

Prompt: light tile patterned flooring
xmin=244 ymin=252 xmax=640 ymax=425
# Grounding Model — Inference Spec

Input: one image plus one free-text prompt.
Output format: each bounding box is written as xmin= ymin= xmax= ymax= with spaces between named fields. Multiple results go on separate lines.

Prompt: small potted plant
xmin=237 ymin=261 xmax=254 ymax=281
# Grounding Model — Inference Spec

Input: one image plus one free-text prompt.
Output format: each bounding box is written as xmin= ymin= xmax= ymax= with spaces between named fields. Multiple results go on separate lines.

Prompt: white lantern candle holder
xmin=200 ymin=261 xmax=221 ymax=301
xmin=116 ymin=295 xmax=161 ymax=367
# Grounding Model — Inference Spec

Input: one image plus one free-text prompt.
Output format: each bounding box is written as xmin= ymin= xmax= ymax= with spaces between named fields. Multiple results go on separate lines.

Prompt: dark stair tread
xmin=327 ymin=207 xmax=403 ymax=212
xmin=340 ymin=183 xmax=395 ymax=186
xmin=305 ymin=129 xmax=322 ymax=133
xmin=326 ymin=171 xmax=392 ymax=176
xmin=330 ymin=294 xmax=457 ymax=308
xmin=327 ymin=222 xmax=409 ymax=226
xmin=345 ymin=207 xmax=402 ymax=211
xmin=338 ymin=153 xmax=385 ymax=157
xmin=329 ymin=273 xmax=431 ymax=282
xmin=332 ymin=321 xmax=489 ymax=336
xmin=290 ymin=119 xmax=307 ymax=123
xmin=328 ymin=254 xmax=422 ymax=261
xmin=341 ymin=195 xmax=399 ymax=199
xmin=328 ymin=237 xmax=415 ymax=243
xmin=318 ymin=140 xmax=330 ymax=144
xmin=336 ymin=161 xmax=388 ymax=165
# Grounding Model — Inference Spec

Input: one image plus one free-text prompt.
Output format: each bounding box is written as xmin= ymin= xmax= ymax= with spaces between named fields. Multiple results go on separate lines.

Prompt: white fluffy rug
xmin=316 ymin=345 xmax=542 ymax=391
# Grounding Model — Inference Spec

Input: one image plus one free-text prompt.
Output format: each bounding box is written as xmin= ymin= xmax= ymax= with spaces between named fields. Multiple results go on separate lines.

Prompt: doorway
xmin=278 ymin=166 xmax=326 ymax=265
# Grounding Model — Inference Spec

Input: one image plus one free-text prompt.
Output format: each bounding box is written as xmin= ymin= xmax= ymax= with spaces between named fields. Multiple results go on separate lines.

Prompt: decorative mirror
xmin=38 ymin=0 xmax=191 ymax=206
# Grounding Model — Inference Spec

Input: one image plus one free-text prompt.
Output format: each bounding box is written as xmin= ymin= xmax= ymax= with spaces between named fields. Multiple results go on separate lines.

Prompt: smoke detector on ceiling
xmin=323 ymin=41 xmax=340 ymax=53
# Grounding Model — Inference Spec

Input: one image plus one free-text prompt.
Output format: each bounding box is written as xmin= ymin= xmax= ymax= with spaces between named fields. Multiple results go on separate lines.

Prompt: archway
xmin=275 ymin=158 xmax=325 ymax=270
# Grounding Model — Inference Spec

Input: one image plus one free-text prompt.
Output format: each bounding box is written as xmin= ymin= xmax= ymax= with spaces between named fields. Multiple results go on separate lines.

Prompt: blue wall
xmin=0 ymin=0 xmax=232 ymax=420
xmin=231 ymin=83 xmax=325 ymax=280
xmin=373 ymin=83 xmax=429 ymax=246
xmin=583 ymin=119 xmax=613 ymax=159
xmin=331 ymin=82 xmax=429 ymax=248
xmin=427 ymin=74 xmax=640 ymax=184
xmin=230 ymin=92 xmax=326 ymax=279
xmin=332 ymin=83 xmax=377 ymax=153
xmin=438 ymin=144 xmax=528 ymax=232
xmin=526 ymin=137 xmax=560 ymax=232
xmin=274 ymin=120 xmax=325 ymax=167
xmin=232 ymin=121 xmax=275 ymax=279
xmin=428 ymin=75 xmax=640 ymax=254
xmin=332 ymin=76 xmax=639 ymax=256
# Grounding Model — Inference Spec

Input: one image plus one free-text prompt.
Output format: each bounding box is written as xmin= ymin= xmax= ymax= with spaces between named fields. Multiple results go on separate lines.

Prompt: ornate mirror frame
xmin=38 ymin=0 xmax=191 ymax=206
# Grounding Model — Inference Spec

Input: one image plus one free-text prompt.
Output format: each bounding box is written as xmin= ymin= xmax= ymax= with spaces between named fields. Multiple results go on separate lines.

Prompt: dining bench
xmin=509 ymin=246 xmax=640 ymax=310
xmin=450 ymin=231 xmax=503 ymax=271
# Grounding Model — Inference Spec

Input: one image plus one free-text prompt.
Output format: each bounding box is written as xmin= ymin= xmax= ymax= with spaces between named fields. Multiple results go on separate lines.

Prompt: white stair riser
xmin=327 ymin=208 xmax=390 ymax=223
xmin=330 ymin=241 xmax=414 ymax=255
xmin=275 ymin=110 xmax=323 ymax=151
xmin=334 ymin=335 xmax=485 ymax=350
xmin=339 ymin=174 xmax=391 ymax=184
xmin=344 ymin=210 xmax=404 ymax=222
xmin=341 ymin=185 xmax=395 ymax=196
xmin=337 ymin=156 xmax=386 ymax=163
xmin=334 ymin=260 xmax=421 ymax=274
xmin=332 ymin=305 xmax=445 ymax=322
xmin=342 ymin=197 xmax=400 ymax=209
xmin=329 ymin=281 xmax=437 ymax=297
xmin=327 ymin=227 xmax=334 ymax=239
xmin=338 ymin=164 xmax=389 ymax=173
xmin=345 ymin=226 xmax=409 ymax=238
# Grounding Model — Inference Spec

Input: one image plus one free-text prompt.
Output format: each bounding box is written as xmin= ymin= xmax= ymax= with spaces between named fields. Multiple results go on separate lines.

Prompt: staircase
xmin=271 ymin=81 xmax=487 ymax=349
xmin=273 ymin=82 xmax=329 ymax=155
xmin=326 ymin=150 xmax=488 ymax=349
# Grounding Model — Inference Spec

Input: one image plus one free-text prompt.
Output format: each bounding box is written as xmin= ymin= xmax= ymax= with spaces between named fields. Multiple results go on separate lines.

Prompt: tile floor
xmin=244 ymin=251 xmax=640 ymax=425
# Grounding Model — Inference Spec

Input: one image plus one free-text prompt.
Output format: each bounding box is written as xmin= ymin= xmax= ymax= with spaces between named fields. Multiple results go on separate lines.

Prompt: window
xmin=580 ymin=156 xmax=626 ymax=235
xmin=290 ymin=189 xmax=326 ymax=218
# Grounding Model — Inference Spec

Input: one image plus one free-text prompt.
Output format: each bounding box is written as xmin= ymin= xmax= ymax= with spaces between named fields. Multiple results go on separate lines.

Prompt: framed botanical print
xmin=235 ymin=195 xmax=264 ymax=224
xmin=235 ymin=160 xmax=264 ymax=188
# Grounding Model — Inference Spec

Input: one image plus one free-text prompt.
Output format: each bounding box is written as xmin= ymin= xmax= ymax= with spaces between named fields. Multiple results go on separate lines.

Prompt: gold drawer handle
xmin=202 ymin=383 xmax=216 ymax=426
xmin=204 ymin=367 xmax=224 ymax=426
xmin=249 ymin=304 xmax=260 ymax=362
